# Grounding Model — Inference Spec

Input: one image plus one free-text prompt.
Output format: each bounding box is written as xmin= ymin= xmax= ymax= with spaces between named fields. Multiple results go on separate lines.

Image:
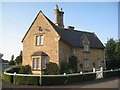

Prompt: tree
xmin=15 ymin=51 xmax=22 ymax=65
xmin=15 ymin=55 xmax=22 ymax=65
xmin=105 ymin=38 xmax=120 ymax=69
xmin=115 ymin=41 xmax=120 ymax=68
xmin=105 ymin=38 xmax=116 ymax=60
xmin=67 ymin=56 xmax=77 ymax=73
xmin=60 ymin=61 xmax=68 ymax=74
xmin=11 ymin=55 xmax=14 ymax=61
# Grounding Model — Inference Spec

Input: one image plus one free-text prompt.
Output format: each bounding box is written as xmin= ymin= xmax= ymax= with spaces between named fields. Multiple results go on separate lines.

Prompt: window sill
xmin=36 ymin=45 xmax=44 ymax=46
xmin=82 ymin=51 xmax=90 ymax=53
xmin=32 ymin=69 xmax=41 ymax=71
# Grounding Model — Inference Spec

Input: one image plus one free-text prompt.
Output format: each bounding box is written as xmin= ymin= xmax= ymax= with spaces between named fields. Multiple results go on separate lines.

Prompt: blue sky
xmin=0 ymin=2 xmax=118 ymax=60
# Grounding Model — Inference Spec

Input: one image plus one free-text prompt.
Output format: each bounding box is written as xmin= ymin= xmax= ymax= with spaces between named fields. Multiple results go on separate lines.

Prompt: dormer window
xmin=82 ymin=34 xmax=90 ymax=52
xmin=83 ymin=45 xmax=89 ymax=51
xmin=36 ymin=35 xmax=44 ymax=45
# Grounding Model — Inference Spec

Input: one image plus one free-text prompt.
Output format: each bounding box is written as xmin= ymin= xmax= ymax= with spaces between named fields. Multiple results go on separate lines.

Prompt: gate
xmin=96 ymin=67 xmax=103 ymax=79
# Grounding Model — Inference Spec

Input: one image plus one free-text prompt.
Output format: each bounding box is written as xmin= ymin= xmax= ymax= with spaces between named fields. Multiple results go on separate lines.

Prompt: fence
xmin=2 ymin=68 xmax=120 ymax=86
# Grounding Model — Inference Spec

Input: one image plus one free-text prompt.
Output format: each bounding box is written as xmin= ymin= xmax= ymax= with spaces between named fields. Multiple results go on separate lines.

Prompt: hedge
xmin=13 ymin=76 xmax=39 ymax=85
xmin=42 ymin=76 xmax=67 ymax=85
xmin=2 ymin=73 xmax=13 ymax=83
xmin=66 ymin=73 xmax=96 ymax=84
xmin=2 ymin=70 xmax=119 ymax=86
xmin=103 ymin=70 xmax=120 ymax=78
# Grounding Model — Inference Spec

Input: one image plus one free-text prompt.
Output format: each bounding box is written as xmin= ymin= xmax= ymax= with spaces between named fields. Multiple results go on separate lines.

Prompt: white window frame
xmin=33 ymin=58 xmax=40 ymax=70
xmin=42 ymin=58 xmax=46 ymax=69
xmin=84 ymin=45 xmax=89 ymax=51
xmin=36 ymin=35 xmax=44 ymax=46
xmin=98 ymin=59 xmax=101 ymax=67
xmin=84 ymin=59 xmax=89 ymax=68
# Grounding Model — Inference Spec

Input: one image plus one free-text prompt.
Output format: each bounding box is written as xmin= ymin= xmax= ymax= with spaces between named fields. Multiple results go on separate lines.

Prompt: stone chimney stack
xmin=54 ymin=4 xmax=64 ymax=28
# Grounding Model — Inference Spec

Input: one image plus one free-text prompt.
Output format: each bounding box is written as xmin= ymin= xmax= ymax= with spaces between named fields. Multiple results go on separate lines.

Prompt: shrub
xmin=6 ymin=66 xmax=20 ymax=73
xmin=68 ymin=56 xmax=77 ymax=72
xmin=18 ymin=65 xmax=32 ymax=74
xmin=60 ymin=61 xmax=68 ymax=74
xmin=2 ymin=73 xmax=13 ymax=83
xmin=9 ymin=60 xmax=15 ymax=66
xmin=6 ymin=65 xmax=32 ymax=74
xmin=14 ymin=76 xmax=39 ymax=85
xmin=66 ymin=69 xmax=75 ymax=74
xmin=44 ymin=62 xmax=59 ymax=75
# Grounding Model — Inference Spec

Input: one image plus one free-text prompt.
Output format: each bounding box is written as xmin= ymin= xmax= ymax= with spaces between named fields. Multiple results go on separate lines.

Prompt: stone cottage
xmin=22 ymin=5 xmax=105 ymax=74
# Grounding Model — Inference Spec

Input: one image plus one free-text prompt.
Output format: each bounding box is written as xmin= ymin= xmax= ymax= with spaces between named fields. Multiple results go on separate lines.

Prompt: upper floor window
xmin=83 ymin=45 xmax=89 ymax=51
xmin=72 ymin=48 xmax=77 ymax=55
xmin=36 ymin=35 xmax=44 ymax=45
xmin=84 ymin=59 xmax=89 ymax=68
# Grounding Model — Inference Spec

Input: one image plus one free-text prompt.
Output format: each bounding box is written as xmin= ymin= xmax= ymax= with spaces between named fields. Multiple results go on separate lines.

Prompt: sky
xmin=0 ymin=2 xmax=118 ymax=60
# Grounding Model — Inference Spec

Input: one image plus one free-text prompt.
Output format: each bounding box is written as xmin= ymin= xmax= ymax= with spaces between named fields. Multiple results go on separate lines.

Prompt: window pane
xmin=84 ymin=59 xmax=89 ymax=68
xmin=84 ymin=45 xmax=89 ymax=51
xmin=40 ymin=35 xmax=44 ymax=45
xmin=33 ymin=58 xmax=37 ymax=69
xmin=36 ymin=36 xmax=40 ymax=45
xmin=37 ymin=58 xmax=40 ymax=70
xmin=42 ymin=58 xmax=46 ymax=69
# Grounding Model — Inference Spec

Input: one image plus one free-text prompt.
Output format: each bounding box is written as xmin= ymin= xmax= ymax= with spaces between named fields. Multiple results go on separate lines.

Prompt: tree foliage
xmin=67 ymin=56 xmax=77 ymax=72
xmin=11 ymin=55 xmax=14 ymax=61
xmin=15 ymin=51 xmax=22 ymax=65
xmin=105 ymin=38 xmax=120 ymax=69
xmin=105 ymin=38 xmax=116 ymax=60
xmin=9 ymin=60 xmax=15 ymax=65
xmin=15 ymin=56 xmax=22 ymax=64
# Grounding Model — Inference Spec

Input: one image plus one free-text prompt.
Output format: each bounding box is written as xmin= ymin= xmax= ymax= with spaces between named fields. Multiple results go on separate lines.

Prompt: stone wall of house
xmin=58 ymin=40 xmax=104 ymax=72
xmin=22 ymin=12 xmax=60 ymax=74
xmin=59 ymin=40 xmax=72 ymax=64
xmin=76 ymin=48 xmax=104 ymax=72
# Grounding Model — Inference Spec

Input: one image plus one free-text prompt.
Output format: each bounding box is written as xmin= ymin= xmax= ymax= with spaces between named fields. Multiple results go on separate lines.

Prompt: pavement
xmin=1 ymin=76 xmax=119 ymax=89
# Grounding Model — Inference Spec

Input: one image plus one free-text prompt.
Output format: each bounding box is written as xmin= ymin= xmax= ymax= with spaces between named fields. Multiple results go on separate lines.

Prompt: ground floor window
xmin=98 ymin=59 xmax=101 ymax=67
xmin=84 ymin=59 xmax=89 ymax=68
xmin=42 ymin=58 xmax=46 ymax=69
xmin=33 ymin=58 xmax=40 ymax=70
xmin=32 ymin=57 xmax=47 ymax=70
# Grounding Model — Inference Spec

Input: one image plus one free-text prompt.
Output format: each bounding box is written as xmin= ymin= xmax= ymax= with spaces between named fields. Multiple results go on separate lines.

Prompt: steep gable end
xmin=22 ymin=11 xmax=59 ymax=42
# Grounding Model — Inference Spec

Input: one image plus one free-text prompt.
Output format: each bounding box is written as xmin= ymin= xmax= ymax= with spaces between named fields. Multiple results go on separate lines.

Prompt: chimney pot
xmin=67 ymin=26 xmax=75 ymax=30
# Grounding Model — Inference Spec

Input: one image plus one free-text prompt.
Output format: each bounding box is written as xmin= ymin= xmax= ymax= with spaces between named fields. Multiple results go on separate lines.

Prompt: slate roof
xmin=44 ymin=14 xmax=105 ymax=49
xmin=22 ymin=11 xmax=105 ymax=49
xmin=31 ymin=51 xmax=48 ymax=56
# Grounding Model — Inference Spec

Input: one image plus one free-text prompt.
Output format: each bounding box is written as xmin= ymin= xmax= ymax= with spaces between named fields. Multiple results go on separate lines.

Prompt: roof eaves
xmin=21 ymin=11 xmax=42 ymax=42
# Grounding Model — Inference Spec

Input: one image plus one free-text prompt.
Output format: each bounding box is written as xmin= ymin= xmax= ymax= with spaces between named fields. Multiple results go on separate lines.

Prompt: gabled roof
xmin=44 ymin=15 xmax=105 ymax=49
xmin=22 ymin=11 xmax=105 ymax=49
xmin=55 ymin=27 xmax=105 ymax=49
